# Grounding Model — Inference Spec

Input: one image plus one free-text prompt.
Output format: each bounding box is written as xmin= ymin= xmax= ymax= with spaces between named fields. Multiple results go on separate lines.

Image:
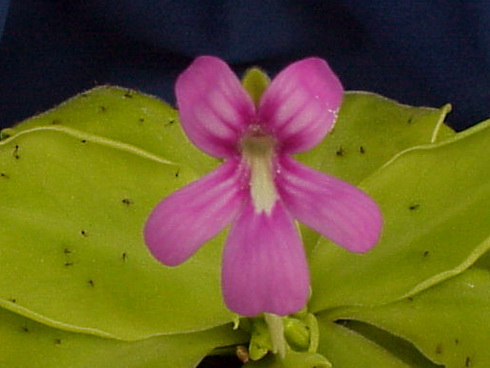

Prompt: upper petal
xmin=277 ymin=157 xmax=382 ymax=253
xmin=258 ymin=57 xmax=343 ymax=153
xmin=144 ymin=159 xmax=245 ymax=266
xmin=176 ymin=56 xmax=256 ymax=158
xmin=222 ymin=200 xmax=310 ymax=316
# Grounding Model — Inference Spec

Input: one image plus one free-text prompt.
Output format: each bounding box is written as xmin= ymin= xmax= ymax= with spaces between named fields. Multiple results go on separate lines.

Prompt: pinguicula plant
xmin=144 ymin=55 xmax=382 ymax=322
xmin=3 ymin=55 xmax=490 ymax=367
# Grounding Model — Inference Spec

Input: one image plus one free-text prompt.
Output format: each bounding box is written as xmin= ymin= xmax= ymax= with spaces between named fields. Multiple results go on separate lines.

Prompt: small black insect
xmin=409 ymin=204 xmax=420 ymax=211
xmin=122 ymin=198 xmax=133 ymax=206
xmin=13 ymin=145 xmax=20 ymax=159
xmin=435 ymin=343 xmax=443 ymax=354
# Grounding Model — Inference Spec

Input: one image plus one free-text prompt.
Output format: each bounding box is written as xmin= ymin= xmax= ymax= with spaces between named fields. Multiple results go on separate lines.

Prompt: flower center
xmin=240 ymin=131 xmax=278 ymax=214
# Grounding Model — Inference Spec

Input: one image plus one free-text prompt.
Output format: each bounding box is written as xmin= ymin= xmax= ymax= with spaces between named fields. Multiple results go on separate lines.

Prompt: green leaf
xmin=0 ymin=306 xmax=245 ymax=368
xmin=334 ymin=269 xmax=490 ymax=368
xmin=1 ymin=86 xmax=218 ymax=174
xmin=297 ymin=92 xmax=452 ymax=249
xmin=309 ymin=119 xmax=490 ymax=312
xmin=316 ymin=317 xmax=440 ymax=368
xmin=0 ymin=126 xmax=233 ymax=340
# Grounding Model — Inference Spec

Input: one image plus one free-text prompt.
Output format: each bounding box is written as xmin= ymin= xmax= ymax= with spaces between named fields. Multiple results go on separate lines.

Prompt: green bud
xmin=241 ymin=67 xmax=271 ymax=106
xmin=284 ymin=318 xmax=310 ymax=351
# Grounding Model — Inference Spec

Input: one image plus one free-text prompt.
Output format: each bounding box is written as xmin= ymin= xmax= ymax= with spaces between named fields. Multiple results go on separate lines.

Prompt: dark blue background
xmin=1 ymin=0 xmax=489 ymax=130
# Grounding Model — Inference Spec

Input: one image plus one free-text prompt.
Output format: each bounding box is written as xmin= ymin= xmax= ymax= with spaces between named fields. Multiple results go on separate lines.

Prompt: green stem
xmin=264 ymin=313 xmax=287 ymax=359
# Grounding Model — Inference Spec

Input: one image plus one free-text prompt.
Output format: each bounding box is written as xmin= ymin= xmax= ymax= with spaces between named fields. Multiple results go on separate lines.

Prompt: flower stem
xmin=264 ymin=313 xmax=287 ymax=359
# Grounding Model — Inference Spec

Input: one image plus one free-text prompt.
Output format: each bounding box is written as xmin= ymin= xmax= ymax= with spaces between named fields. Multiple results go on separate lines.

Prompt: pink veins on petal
xmin=144 ymin=56 xmax=382 ymax=317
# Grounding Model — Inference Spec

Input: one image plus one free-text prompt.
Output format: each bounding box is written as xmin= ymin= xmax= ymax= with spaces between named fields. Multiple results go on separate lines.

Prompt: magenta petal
xmin=277 ymin=157 xmax=382 ymax=253
xmin=176 ymin=56 xmax=256 ymax=158
xmin=144 ymin=159 xmax=245 ymax=266
xmin=222 ymin=200 xmax=310 ymax=316
xmin=258 ymin=57 xmax=343 ymax=153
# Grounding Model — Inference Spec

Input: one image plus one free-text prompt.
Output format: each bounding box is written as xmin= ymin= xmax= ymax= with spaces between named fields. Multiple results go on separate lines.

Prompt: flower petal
xmin=277 ymin=157 xmax=382 ymax=253
xmin=258 ymin=57 xmax=343 ymax=153
xmin=176 ymin=56 xmax=256 ymax=158
xmin=222 ymin=200 xmax=310 ymax=316
xmin=144 ymin=159 xmax=245 ymax=266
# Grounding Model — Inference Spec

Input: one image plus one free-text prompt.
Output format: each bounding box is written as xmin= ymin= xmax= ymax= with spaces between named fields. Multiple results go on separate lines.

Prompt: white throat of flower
xmin=241 ymin=133 xmax=278 ymax=215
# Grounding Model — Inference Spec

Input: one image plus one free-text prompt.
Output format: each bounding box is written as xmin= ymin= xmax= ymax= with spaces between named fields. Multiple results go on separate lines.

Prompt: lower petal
xmin=222 ymin=200 xmax=310 ymax=316
xmin=144 ymin=159 xmax=245 ymax=266
xmin=277 ymin=157 xmax=382 ymax=253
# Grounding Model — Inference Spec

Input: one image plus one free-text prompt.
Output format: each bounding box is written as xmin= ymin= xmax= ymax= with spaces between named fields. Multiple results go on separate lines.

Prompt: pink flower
xmin=144 ymin=56 xmax=382 ymax=317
